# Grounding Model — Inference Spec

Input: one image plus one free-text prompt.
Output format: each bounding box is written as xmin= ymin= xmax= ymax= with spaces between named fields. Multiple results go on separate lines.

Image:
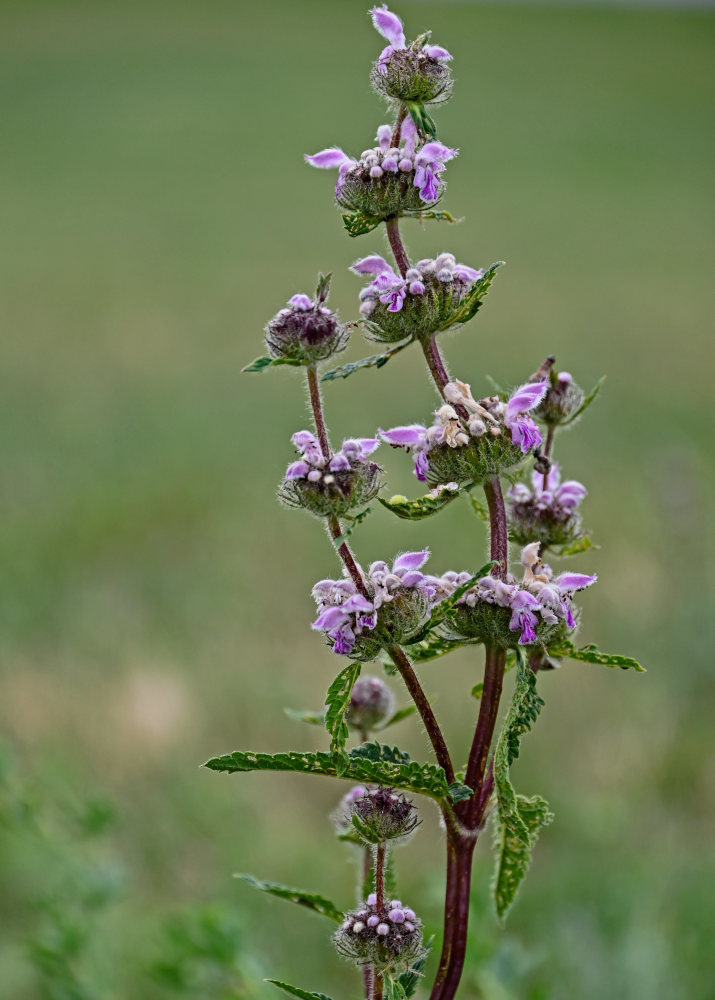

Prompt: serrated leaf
xmin=379 ymin=483 xmax=467 ymax=520
xmin=394 ymin=936 xmax=433 ymax=998
xmin=342 ymin=211 xmax=381 ymax=237
xmin=450 ymin=261 xmax=504 ymax=325
xmin=267 ymin=980 xmax=334 ymax=1000
xmin=406 ymin=100 xmax=437 ymax=139
xmin=492 ymin=654 xmax=553 ymax=921
xmin=404 ymin=560 xmax=496 ymax=644
xmin=236 ymin=875 xmax=342 ymax=923
xmin=284 ymin=708 xmax=324 ymax=726
xmin=331 ymin=506 xmax=373 ymax=548
xmin=561 ymin=375 xmax=606 ymax=425
xmin=350 ymin=741 xmax=410 ymax=765
xmin=552 ymin=535 xmax=599 ymax=557
xmin=447 ymin=781 xmax=473 ymax=803
xmin=320 ymin=340 xmax=411 ymax=381
xmin=547 ymin=638 xmax=645 ymax=672
xmin=383 ymin=704 xmax=418 ymax=728
xmin=203 ymin=747 xmax=457 ymax=803
xmin=466 ymin=492 xmax=490 ymax=522
xmin=324 ymin=662 xmax=362 ymax=768
xmin=241 ymin=355 xmax=303 ymax=374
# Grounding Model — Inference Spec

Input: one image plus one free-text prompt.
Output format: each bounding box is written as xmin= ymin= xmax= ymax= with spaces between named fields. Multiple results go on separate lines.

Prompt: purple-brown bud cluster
xmin=334 ymin=894 xmax=424 ymax=969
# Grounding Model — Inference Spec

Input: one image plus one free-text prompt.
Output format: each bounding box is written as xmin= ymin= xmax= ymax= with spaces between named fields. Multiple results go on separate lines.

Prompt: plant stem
xmin=542 ymin=424 xmax=555 ymax=490
xmin=307 ymin=364 xmax=330 ymax=457
xmin=375 ymin=843 xmax=386 ymax=911
xmin=483 ymin=476 xmax=509 ymax=579
xmin=429 ymin=833 xmax=476 ymax=1000
xmin=327 ymin=513 xmax=370 ymax=599
xmin=390 ymin=105 xmax=407 ymax=147
xmin=387 ymin=644 xmax=454 ymax=783
xmin=461 ymin=644 xmax=506 ymax=827
xmin=385 ymin=216 xmax=410 ymax=278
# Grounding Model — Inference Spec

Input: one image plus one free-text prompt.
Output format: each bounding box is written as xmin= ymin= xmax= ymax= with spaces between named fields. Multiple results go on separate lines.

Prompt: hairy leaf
xmin=561 ymin=375 xmax=606 ymax=425
xmin=324 ymin=662 xmax=362 ymax=770
xmin=241 ymin=355 xmax=303 ymax=374
xmin=235 ymin=875 xmax=342 ymax=923
xmin=450 ymin=261 xmax=504 ymax=325
xmin=406 ymin=100 xmax=438 ymax=139
xmin=547 ymin=638 xmax=645 ymax=672
xmin=203 ymin=747 xmax=458 ymax=803
xmin=350 ymin=741 xmax=410 ymax=765
xmin=378 ymin=483 xmax=466 ymax=520
xmin=393 ymin=936 xmax=433 ymax=998
xmin=332 ymin=506 xmax=373 ymax=548
xmin=447 ymin=781 xmax=473 ymax=804
xmin=492 ymin=655 xmax=553 ymax=921
xmin=405 ymin=560 xmax=496 ymax=644
xmin=342 ymin=211 xmax=381 ymax=237
xmin=315 ymin=271 xmax=332 ymax=304
xmin=394 ymin=634 xmax=468 ymax=664
xmin=267 ymin=981 xmax=334 ymax=1000
xmin=552 ymin=535 xmax=599 ymax=557
xmin=320 ymin=340 xmax=411 ymax=381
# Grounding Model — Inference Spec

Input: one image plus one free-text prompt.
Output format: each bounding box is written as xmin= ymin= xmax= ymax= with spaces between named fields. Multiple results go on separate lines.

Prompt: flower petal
xmin=370 ymin=4 xmax=405 ymax=49
xmin=288 ymin=293 xmax=312 ymax=310
xmin=393 ymin=548 xmax=430 ymax=572
xmin=305 ymin=147 xmax=354 ymax=170
xmin=555 ymin=572 xmax=597 ymax=592
xmin=379 ymin=424 xmax=427 ymax=448
xmin=506 ymin=381 xmax=548 ymax=420
xmin=423 ymin=44 xmax=452 ymax=61
xmin=351 ymin=255 xmax=397 ymax=278
xmin=312 ymin=607 xmax=350 ymax=630
xmin=285 ymin=460 xmax=310 ymax=479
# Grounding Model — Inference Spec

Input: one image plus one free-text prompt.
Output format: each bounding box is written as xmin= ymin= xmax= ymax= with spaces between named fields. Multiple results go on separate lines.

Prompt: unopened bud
xmin=345 ymin=675 xmax=396 ymax=733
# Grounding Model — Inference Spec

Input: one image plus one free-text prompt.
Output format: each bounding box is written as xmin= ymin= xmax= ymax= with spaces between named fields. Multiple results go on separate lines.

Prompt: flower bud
xmin=369 ymin=6 xmax=453 ymax=106
xmin=349 ymin=787 xmax=420 ymax=845
xmin=345 ymin=675 xmax=396 ymax=733
xmin=334 ymin=896 xmax=424 ymax=970
xmin=529 ymin=358 xmax=585 ymax=426
xmin=507 ymin=463 xmax=588 ymax=548
xmin=264 ymin=275 xmax=348 ymax=365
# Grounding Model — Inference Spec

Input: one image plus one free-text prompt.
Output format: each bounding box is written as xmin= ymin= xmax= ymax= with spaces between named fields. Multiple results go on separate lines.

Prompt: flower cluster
xmin=264 ymin=278 xmax=348 ymax=365
xmin=334 ymin=894 xmax=423 ymax=969
xmin=345 ymin=674 xmax=396 ymax=733
xmin=280 ymin=431 xmax=382 ymax=518
xmin=381 ymin=379 xmax=547 ymax=487
xmin=348 ymin=787 xmax=420 ymax=845
xmin=508 ymin=463 xmax=588 ymax=547
xmin=353 ymin=252 xmax=483 ymax=343
xmin=311 ymin=549 xmax=436 ymax=658
xmin=533 ymin=367 xmax=585 ymax=426
xmin=369 ymin=4 xmax=453 ymax=106
xmin=306 ymin=117 xmax=457 ymax=220
xmin=433 ymin=542 xmax=596 ymax=648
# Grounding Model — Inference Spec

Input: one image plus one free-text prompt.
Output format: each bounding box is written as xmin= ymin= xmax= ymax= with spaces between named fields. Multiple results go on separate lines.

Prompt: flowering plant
xmin=205 ymin=6 xmax=643 ymax=998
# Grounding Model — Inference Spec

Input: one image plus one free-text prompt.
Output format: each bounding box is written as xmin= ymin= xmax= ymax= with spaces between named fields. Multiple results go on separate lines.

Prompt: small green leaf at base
xmin=404 ymin=560 xmax=496 ymax=644
xmin=324 ymin=662 xmax=362 ymax=767
xmin=342 ymin=211 xmax=381 ymax=237
xmin=552 ymin=536 xmax=599 ymax=557
xmin=241 ymin=355 xmax=303 ymax=373
xmin=320 ymin=340 xmax=412 ymax=381
xmin=379 ymin=482 xmax=467 ymax=520
xmin=394 ymin=634 xmax=468 ymax=665
xmin=267 ymin=980 xmax=334 ymax=1000
xmin=451 ymin=261 xmax=505 ymax=325
xmin=236 ymin=875 xmax=342 ymax=923
xmin=547 ymin=638 xmax=645 ymax=672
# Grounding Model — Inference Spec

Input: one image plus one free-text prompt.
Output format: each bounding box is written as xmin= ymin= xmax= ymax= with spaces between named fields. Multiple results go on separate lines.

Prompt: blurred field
xmin=1 ymin=0 xmax=714 ymax=997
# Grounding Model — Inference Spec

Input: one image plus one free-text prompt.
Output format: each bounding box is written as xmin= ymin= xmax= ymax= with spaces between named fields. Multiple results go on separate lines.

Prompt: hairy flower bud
xmin=508 ymin=463 xmax=587 ymax=548
xmin=349 ymin=787 xmax=420 ymax=845
xmin=369 ymin=5 xmax=453 ymax=106
xmin=264 ymin=274 xmax=348 ymax=365
xmin=345 ymin=675 xmax=396 ymax=733
xmin=334 ymin=895 xmax=424 ymax=970
xmin=529 ymin=357 xmax=585 ymax=425
xmin=279 ymin=431 xmax=382 ymax=518
xmin=353 ymin=253 xmax=483 ymax=343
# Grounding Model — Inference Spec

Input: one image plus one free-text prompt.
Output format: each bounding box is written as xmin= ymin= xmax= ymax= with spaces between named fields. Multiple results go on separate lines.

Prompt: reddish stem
xmin=483 ymin=476 xmax=509 ymax=579
xmin=385 ymin=216 xmax=410 ymax=278
xmin=307 ymin=365 xmax=330 ymax=458
xmin=461 ymin=644 xmax=506 ymax=828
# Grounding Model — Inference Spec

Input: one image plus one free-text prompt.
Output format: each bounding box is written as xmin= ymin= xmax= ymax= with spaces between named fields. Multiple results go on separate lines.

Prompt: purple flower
xmin=288 ymin=293 xmax=313 ymax=310
xmin=305 ymin=147 xmax=356 ymax=170
xmin=370 ymin=4 xmax=406 ymax=50
xmin=504 ymin=381 xmax=548 ymax=454
xmin=424 ymin=44 xmax=452 ymax=62
xmin=453 ymin=263 xmax=483 ymax=282
xmin=352 ymin=255 xmax=400 ymax=279
xmin=555 ymin=572 xmax=597 ymax=592
xmin=285 ymin=460 xmax=310 ymax=479
xmin=379 ymin=424 xmax=427 ymax=448
xmin=393 ymin=549 xmax=430 ymax=572
xmin=509 ymin=415 xmax=542 ymax=454
xmin=413 ymin=142 xmax=459 ymax=201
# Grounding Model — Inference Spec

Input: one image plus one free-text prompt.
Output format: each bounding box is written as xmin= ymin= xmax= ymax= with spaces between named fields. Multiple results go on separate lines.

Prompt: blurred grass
xmin=0 ymin=0 xmax=713 ymax=997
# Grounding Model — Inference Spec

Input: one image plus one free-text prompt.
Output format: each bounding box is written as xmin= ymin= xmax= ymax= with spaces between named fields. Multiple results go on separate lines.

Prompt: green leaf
xmin=382 ymin=704 xmax=418 ymax=728
xmin=492 ymin=655 xmax=553 ymax=921
xmin=315 ymin=272 xmax=332 ymax=304
xmin=342 ymin=211 xmax=381 ymax=237
xmin=241 ymin=355 xmax=303 ymax=374
xmin=547 ymin=638 xmax=645 ymax=672
xmin=471 ymin=682 xmax=483 ymax=700
xmin=466 ymin=492 xmax=490 ymax=522
xmin=320 ymin=340 xmax=411 ymax=381
xmin=404 ymin=560 xmax=496 ymax=644
xmin=394 ymin=634 xmax=468 ymax=665
xmin=393 ymin=936 xmax=433 ymax=998
xmin=552 ymin=535 xmax=599 ymax=557
xmin=350 ymin=741 xmax=410 ymax=765
xmin=236 ymin=875 xmax=342 ymax=923
xmin=267 ymin=980 xmax=334 ymax=1000
xmin=284 ymin=708 xmax=324 ymax=727
xmin=561 ymin=375 xmax=606 ymax=425
xmin=450 ymin=261 xmax=504 ymax=325
xmin=447 ymin=781 xmax=473 ymax=804
xmin=378 ymin=483 xmax=467 ymax=520
xmin=204 ymin=747 xmax=458 ymax=803
xmin=406 ymin=100 xmax=438 ymax=139
xmin=324 ymin=662 xmax=362 ymax=770
xmin=331 ymin=506 xmax=373 ymax=548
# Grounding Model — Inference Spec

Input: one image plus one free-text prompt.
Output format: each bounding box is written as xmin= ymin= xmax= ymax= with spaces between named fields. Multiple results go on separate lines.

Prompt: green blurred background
xmin=1 ymin=0 xmax=713 ymax=997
